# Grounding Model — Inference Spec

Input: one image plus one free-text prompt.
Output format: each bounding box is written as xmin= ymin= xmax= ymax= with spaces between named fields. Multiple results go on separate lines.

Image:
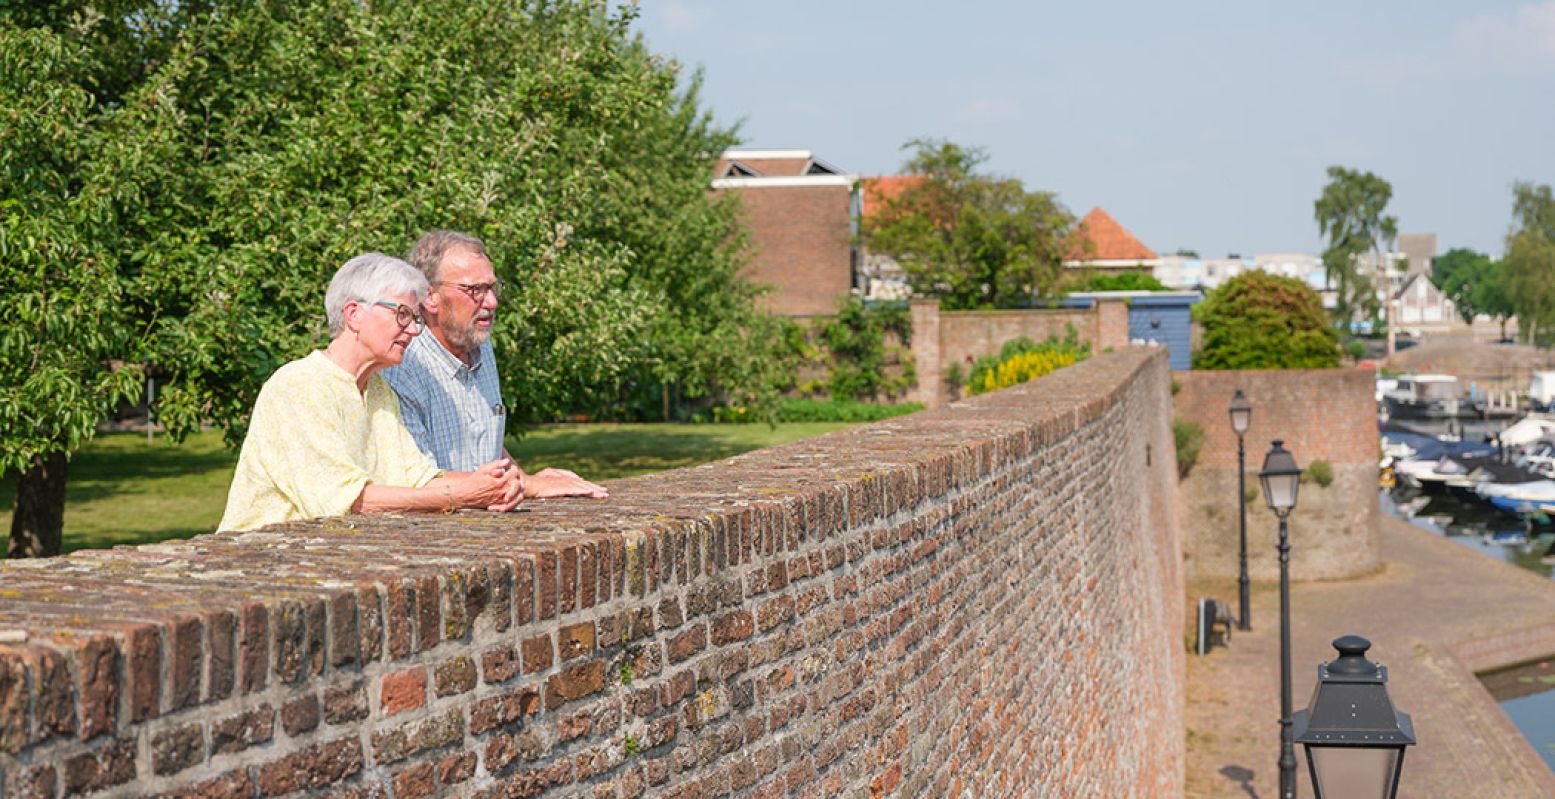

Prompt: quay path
xmin=1187 ymin=514 xmax=1555 ymax=798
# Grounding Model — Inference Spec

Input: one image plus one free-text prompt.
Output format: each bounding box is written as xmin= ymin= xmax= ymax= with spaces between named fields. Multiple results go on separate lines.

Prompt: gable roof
xmin=860 ymin=175 xmax=926 ymax=220
xmin=1064 ymin=207 xmax=1158 ymax=261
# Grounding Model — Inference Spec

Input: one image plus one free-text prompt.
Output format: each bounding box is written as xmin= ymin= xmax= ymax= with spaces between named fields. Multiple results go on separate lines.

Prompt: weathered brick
xmin=0 ymin=651 xmax=28 ymax=753
xmin=667 ymin=625 xmax=707 ymax=663
xmin=438 ymin=751 xmax=478 ymax=786
xmin=211 ymin=704 xmax=274 ymax=755
xmin=469 ymin=688 xmax=540 ymax=735
xmin=256 ymin=737 xmax=363 ymax=796
xmin=62 ymin=738 xmax=136 ymax=795
xmin=544 ymin=660 xmax=606 ymax=710
xmin=386 ymin=581 xmax=415 ymax=660
xmin=711 ymin=610 xmax=754 ymax=645
xmin=559 ymin=622 xmax=595 ymax=661
xmin=239 ymin=603 xmax=269 ymax=694
xmin=380 ymin=665 xmax=427 ymax=716
xmin=417 ymin=575 xmax=442 ymax=652
xmin=522 ymin=633 xmax=553 ymax=674
xmin=168 ymin=616 xmax=203 ymax=712
xmin=8 ymin=763 xmax=56 ymax=799
xmin=483 ymin=645 xmax=520 ymax=684
xmin=164 ymin=770 xmax=255 ymax=799
xmin=207 ymin=609 xmax=237 ymax=701
xmin=393 ymin=762 xmax=436 ymax=799
xmin=128 ymin=624 xmax=161 ymax=722
xmin=152 ymin=722 xmax=206 ymax=776
xmin=434 ymin=655 xmax=477 ymax=697
xmin=282 ymin=693 xmax=321 ymax=736
xmin=325 ymin=680 xmax=369 ymax=725
xmin=329 ymin=591 xmax=361 ymax=667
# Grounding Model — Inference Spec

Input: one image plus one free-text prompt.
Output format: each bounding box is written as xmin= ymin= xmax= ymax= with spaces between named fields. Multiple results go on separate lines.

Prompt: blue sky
xmin=631 ymin=1 xmax=1555 ymax=259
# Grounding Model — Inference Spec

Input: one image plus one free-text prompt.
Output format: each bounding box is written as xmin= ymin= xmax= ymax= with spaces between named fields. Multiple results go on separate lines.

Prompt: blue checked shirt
xmin=382 ymin=334 xmax=507 ymax=472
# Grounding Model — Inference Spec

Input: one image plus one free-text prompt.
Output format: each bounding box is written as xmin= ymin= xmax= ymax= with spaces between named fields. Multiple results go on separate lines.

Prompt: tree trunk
xmin=8 ymin=451 xmax=67 ymax=558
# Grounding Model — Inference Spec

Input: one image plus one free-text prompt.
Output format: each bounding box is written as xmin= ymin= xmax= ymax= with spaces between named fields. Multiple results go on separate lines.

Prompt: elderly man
xmin=384 ymin=230 xmax=607 ymax=499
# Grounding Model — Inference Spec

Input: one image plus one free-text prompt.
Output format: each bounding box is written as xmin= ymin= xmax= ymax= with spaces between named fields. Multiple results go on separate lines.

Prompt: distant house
xmin=1394 ymin=272 xmax=1456 ymax=327
xmin=856 ymin=175 xmax=925 ymax=301
xmin=1062 ymin=207 xmax=1160 ymax=275
xmin=712 ymin=149 xmax=859 ymax=317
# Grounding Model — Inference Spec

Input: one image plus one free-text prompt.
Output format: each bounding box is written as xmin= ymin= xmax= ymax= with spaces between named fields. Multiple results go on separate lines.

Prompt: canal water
xmin=1380 ymin=419 xmax=1555 ymax=772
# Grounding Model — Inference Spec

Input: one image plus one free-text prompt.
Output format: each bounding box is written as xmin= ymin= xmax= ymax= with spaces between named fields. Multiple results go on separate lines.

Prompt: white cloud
xmin=660 ymin=2 xmax=701 ymax=35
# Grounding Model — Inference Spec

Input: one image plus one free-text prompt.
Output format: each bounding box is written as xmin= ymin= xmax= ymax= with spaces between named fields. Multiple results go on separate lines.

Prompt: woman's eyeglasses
xmin=372 ymin=300 xmax=424 ymax=329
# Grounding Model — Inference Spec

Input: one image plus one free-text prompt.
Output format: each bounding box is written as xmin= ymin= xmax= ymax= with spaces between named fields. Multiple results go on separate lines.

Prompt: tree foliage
xmin=861 ymin=139 xmax=1074 ymax=310
xmin=1432 ymin=248 xmax=1511 ymax=327
xmin=818 ymin=298 xmax=912 ymax=402
xmin=1313 ymin=166 xmax=1397 ymax=328
xmin=1078 ymin=271 xmax=1168 ymax=292
xmin=1503 ymin=182 xmax=1555 ymax=343
xmin=2 ymin=0 xmax=781 ymax=555
xmin=1193 ymin=270 xmax=1340 ymax=369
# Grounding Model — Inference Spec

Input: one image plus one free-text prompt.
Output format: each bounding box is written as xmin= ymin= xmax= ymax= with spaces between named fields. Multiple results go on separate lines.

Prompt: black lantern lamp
xmin=1259 ymin=439 xmax=1302 ymax=516
xmin=1229 ymin=390 xmax=1252 ymax=435
xmin=1229 ymin=390 xmax=1253 ymax=630
xmin=1260 ymin=439 xmax=1305 ymax=799
xmin=1293 ymin=635 xmax=1416 ymax=799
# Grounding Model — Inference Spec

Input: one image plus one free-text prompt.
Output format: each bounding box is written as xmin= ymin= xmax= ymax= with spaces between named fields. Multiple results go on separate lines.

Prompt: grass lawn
xmin=0 ymin=422 xmax=857 ymax=553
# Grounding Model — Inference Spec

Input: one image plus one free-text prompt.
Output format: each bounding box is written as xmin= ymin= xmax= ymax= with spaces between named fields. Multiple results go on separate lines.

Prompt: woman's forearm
xmin=353 ymin=476 xmax=461 ymax=514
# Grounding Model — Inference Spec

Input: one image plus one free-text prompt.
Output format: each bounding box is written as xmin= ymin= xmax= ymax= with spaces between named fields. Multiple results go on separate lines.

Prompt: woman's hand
xmin=455 ymin=459 xmax=525 ymax=512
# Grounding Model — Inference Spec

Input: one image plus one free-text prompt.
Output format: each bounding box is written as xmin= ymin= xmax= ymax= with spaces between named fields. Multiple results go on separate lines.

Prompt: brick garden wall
xmin=0 ymin=350 xmax=1184 ymax=798
xmin=1173 ymin=368 xmax=1379 ymax=583
xmin=908 ymin=299 xmax=1132 ymax=408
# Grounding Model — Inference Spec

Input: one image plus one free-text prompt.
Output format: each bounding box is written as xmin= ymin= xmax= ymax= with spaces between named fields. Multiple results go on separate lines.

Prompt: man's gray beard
xmin=444 ymin=319 xmax=491 ymax=355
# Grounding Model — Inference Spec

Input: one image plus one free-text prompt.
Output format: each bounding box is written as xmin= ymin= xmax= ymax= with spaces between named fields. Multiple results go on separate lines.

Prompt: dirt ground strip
xmin=1186 ymin=515 xmax=1555 ymax=798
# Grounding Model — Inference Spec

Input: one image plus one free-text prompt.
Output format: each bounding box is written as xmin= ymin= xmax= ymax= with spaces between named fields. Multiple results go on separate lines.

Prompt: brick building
xmin=712 ymin=149 xmax=859 ymax=317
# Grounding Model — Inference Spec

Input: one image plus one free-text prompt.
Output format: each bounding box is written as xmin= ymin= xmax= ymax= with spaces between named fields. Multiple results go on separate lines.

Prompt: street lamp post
xmin=1259 ymin=440 xmax=1304 ymax=799
xmin=1229 ymin=390 xmax=1252 ymax=630
xmin=1293 ymin=635 xmax=1417 ymax=799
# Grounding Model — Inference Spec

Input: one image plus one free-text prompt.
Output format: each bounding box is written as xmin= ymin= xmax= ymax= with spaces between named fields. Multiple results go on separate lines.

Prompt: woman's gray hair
xmin=324 ymin=252 xmax=430 ymax=337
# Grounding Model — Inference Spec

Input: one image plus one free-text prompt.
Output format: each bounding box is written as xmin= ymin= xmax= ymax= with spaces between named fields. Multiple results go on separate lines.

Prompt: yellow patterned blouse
xmin=219 ymin=351 xmax=441 ymax=531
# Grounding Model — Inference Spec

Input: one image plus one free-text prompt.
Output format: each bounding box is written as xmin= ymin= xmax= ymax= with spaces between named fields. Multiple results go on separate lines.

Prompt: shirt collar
xmin=416 ymin=332 xmax=483 ymax=377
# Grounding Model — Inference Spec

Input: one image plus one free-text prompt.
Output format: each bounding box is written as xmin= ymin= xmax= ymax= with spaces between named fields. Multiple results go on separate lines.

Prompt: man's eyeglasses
xmin=372 ymin=300 xmax=423 ymax=329
xmin=438 ymin=279 xmax=505 ymax=302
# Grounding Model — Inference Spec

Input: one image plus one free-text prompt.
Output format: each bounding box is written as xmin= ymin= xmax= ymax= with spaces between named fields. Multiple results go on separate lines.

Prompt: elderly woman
xmin=219 ymin=253 xmax=522 ymax=531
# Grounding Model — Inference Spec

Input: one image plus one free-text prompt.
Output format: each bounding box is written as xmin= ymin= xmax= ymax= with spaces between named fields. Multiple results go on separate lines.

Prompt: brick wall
xmin=0 ymin=350 xmax=1183 ymax=798
xmin=1173 ymin=368 xmax=1380 ymax=582
xmin=720 ymin=185 xmax=854 ymax=317
xmin=908 ymin=299 xmax=1132 ymax=407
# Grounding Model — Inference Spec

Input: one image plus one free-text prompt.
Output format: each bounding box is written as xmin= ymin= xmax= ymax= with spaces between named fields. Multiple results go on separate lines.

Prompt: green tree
xmin=861 ymin=139 xmax=1075 ymax=310
xmin=1433 ymin=248 xmax=1513 ymax=335
xmin=1314 ymin=166 xmax=1397 ymax=329
xmin=1504 ymin=182 xmax=1555 ymax=343
xmin=1193 ymin=270 xmax=1341 ymax=369
xmin=3 ymin=1 xmax=781 ymax=556
xmin=0 ymin=21 xmax=192 ymax=556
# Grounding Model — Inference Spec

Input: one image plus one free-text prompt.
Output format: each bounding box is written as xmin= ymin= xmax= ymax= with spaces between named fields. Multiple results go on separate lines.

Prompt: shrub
xmin=1343 ymin=340 xmax=1367 ymax=361
xmin=820 ymin=297 xmax=912 ymax=401
xmin=1305 ymin=459 xmax=1334 ymax=487
xmin=968 ymin=327 xmax=1090 ymax=396
xmin=1174 ymin=420 xmax=1204 ymax=478
xmin=1193 ymin=270 xmax=1340 ymax=369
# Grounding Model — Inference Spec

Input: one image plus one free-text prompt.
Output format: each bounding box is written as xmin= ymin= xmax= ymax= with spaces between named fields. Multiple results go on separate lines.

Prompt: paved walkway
xmin=1186 ymin=515 xmax=1555 ymax=798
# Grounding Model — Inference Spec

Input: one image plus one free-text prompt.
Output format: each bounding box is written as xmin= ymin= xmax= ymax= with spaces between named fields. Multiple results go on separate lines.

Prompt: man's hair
xmin=324 ymin=252 xmax=430 ymax=337
xmin=406 ymin=230 xmax=487 ymax=283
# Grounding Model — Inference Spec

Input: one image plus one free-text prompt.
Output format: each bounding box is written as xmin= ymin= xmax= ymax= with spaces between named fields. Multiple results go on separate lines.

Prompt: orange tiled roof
xmin=860 ymin=175 xmax=925 ymax=219
xmin=1064 ymin=207 xmax=1157 ymax=261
